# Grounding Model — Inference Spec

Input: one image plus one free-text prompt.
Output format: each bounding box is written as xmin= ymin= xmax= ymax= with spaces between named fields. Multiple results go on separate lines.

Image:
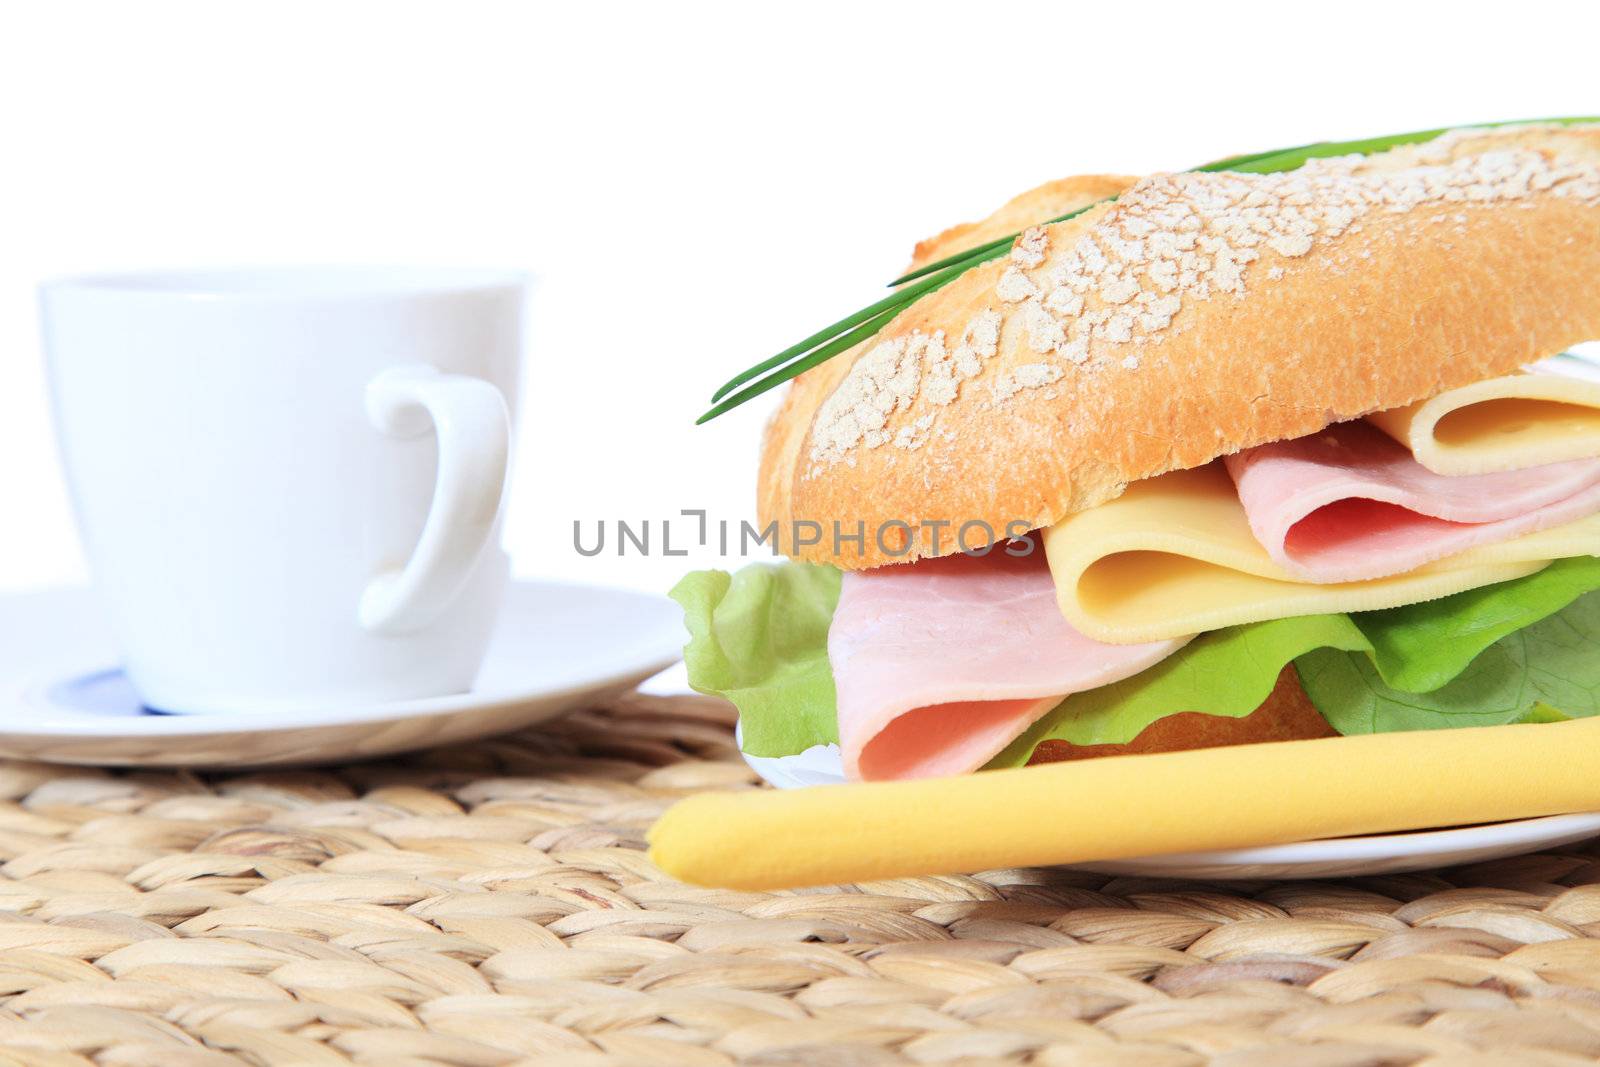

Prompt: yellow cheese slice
xmin=1043 ymin=462 xmax=1600 ymax=644
xmin=1367 ymin=372 xmax=1600 ymax=475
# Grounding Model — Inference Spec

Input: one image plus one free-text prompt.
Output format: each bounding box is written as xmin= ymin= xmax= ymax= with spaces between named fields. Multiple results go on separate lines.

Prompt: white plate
xmin=741 ymin=739 xmax=1600 ymax=879
xmin=0 ymin=582 xmax=683 ymax=767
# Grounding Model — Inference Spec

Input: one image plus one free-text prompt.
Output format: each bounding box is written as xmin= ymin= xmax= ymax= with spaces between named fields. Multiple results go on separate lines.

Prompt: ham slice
xmin=1225 ymin=420 xmax=1600 ymax=583
xmin=829 ymin=548 xmax=1188 ymax=781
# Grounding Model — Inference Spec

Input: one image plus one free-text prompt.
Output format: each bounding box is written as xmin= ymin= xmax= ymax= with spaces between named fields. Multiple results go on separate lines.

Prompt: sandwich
xmin=672 ymin=121 xmax=1600 ymax=789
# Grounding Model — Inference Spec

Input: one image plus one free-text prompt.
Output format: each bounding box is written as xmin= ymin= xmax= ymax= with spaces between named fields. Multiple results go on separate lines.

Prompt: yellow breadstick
xmin=649 ymin=718 xmax=1600 ymax=890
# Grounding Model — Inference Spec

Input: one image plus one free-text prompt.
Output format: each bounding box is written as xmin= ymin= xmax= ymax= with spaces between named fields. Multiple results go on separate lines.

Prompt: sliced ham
xmin=1225 ymin=420 xmax=1600 ymax=583
xmin=829 ymin=547 xmax=1188 ymax=781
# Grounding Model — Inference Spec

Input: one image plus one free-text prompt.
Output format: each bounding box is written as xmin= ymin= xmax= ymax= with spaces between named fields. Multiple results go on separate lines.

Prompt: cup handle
xmin=359 ymin=365 xmax=510 ymax=634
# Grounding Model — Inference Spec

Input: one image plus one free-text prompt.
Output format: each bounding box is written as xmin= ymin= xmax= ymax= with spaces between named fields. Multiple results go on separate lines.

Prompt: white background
xmin=2 ymin=1 xmax=1594 ymax=598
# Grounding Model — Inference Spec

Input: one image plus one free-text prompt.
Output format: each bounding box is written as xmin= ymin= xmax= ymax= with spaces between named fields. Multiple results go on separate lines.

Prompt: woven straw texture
xmin=4 ymin=694 xmax=1600 ymax=1066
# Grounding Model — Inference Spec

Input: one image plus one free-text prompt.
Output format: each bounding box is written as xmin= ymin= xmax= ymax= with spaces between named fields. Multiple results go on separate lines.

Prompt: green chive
xmin=698 ymin=303 xmax=903 ymax=424
xmin=889 ymin=234 xmax=1015 ymax=287
xmin=1194 ymin=142 xmax=1321 ymax=172
xmin=1218 ymin=117 xmax=1599 ymax=175
xmin=701 ymin=116 xmax=1599 ymax=424
xmin=710 ymin=268 xmax=950 ymax=402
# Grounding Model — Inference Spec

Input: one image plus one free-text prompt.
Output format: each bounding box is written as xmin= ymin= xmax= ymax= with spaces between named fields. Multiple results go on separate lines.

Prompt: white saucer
xmin=742 ymin=739 xmax=1600 ymax=880
xmin=0 ymin=582 xmax=683 ymax=768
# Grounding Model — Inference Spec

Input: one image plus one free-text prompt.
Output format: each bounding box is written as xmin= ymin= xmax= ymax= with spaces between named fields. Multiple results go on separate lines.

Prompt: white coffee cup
xmin=40 ymin=267 xmax=524 ymax=713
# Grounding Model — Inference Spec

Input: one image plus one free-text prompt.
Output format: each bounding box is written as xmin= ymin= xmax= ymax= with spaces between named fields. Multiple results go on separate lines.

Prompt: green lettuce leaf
xmin=1355 ymin=556 xmax=1600 ymax=691
xmin=1301 ymin=587 xmax=1600 ymax=734
xmin=672 ymin=557 xmax=1600 ymax=765
xmin=668 ymin=563 xmax=840 ymax=756
xmin=987 ymin=562 xmax=1600 ymax=768
xmin=986 ymin=614 xmax=1368 ymax=767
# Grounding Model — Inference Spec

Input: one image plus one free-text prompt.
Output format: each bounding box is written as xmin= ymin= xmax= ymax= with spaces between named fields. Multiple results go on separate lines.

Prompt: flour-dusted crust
xmin=759 ymin=125 xmax=1600 ymax=568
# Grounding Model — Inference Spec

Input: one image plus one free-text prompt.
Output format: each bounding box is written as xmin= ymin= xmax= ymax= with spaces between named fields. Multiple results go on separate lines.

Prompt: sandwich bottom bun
xmin=1027 ymin=667 xmax=1335 ymax=764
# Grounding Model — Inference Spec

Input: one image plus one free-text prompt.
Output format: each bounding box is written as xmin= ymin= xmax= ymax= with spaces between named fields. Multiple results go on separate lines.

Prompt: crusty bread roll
xmin=760 ymin=124 xmax=1600 ymax=569
xmin=1025 ymin=666 xmax=1335 ymax=765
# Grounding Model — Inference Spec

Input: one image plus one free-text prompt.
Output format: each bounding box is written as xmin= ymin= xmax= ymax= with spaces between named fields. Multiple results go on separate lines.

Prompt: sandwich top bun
xmin=760 ymin=124 xmax=1600 ymax=569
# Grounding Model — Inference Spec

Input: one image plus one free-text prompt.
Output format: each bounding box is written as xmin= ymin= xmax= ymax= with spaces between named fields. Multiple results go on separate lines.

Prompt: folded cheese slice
xmin=1044 ymin=462 xmax=1600 ymax=644
xmin=1368 ymin=370 xmax=1600 ymax=476
xmin=830 ymin=549 xmax=1187 ymax=781
xmin=1225 ymin=421 xmax=1600 ymax=583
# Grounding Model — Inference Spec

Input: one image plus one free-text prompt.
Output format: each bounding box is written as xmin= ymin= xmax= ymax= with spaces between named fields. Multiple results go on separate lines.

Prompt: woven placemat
xmin=2 ymin=694 xmax=1600 ymax=1066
